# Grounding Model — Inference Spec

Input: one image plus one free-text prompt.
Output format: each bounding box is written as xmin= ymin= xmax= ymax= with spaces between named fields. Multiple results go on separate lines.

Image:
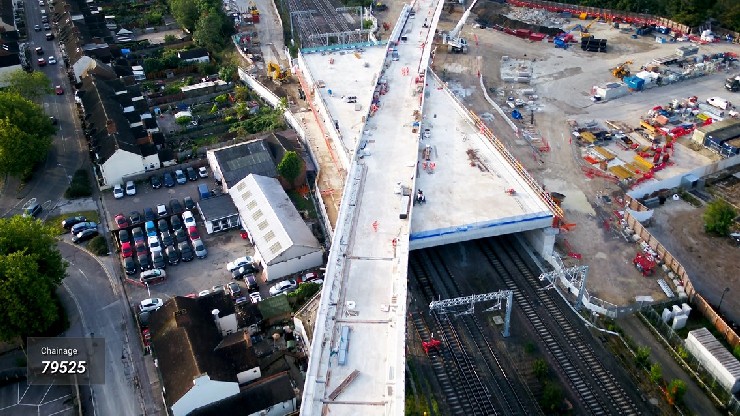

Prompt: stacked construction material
xmin=581 ymin=37 xmax=606 ymax=52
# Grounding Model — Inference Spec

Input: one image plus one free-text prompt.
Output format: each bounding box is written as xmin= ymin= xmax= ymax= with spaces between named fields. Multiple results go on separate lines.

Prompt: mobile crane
xmin=442 ymin=0 xmax=480 ymax=53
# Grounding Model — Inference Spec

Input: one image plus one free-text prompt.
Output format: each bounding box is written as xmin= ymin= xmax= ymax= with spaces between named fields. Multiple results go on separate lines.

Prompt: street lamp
xmin=718 ymin=287 xmax=730 ymax=314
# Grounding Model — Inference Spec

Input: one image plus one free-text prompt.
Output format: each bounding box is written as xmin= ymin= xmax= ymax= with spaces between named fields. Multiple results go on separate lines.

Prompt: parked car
xmin=140 ymin=269 xmax=165 ymax=283
xmin=144 ymin=208 xmax=156 ymax=222
xmin=129 ymin=211 xmax=142 ymax=225
xmin=156 ymin=204 xmax=167 ymax=217
xmin=61 ymin=216 xmax=87 ymax=230
xmin=301 ymin=271 xmax=322 ymax=283
xmin=227 ymin=282 xmax=242 ymax=298
xmin=163 ymin=172 xmax=175 ymax=187
xmin=152 ymin=251 xmax=167 ymax=269
xmin=131 ymin=227 xmax=145 ymax=243
xmin=47 ymin=56 xmax=56 ymax=65
xmin=198 ymin=166 xmax=209 ymax=178
xmin=121 ymin=242 xmax=133 ymax=258
xmin=124 ymin=180 xmax=136 ymax=195
xmin=23 ymin=202 xmax=42 ymax=218
xmin=118 ymin=229 xmax=130 ymax=245
xmin=160 ymin=229 xmax=174 ymax=247
xmin=165 ymin=245 xmax=179 ymax=265
xmin=193 ymin=239 xmax=207 ymax=258
xmin=113 ymin=184 xmax=124 ymax=199
xmin=123 ymin=257 xmax=136 ymax=275
xmin=187 ymin=226 xmax=200 ymax=242
xmin=114 ymin=213 xmax=129 ymax=229
xmin=73 ymin=229 xmax=98 ymax=244
xmin=249 ymin=292 xmax=262 ymax=304
xmin=43 ymin=22 xmax=50 ymax=30
xmin=198 ymin=289 xmax=211 ymax=297
xmin=175 ymin=169 xmax=187 ymax=185
xmin=182 ymin=212 xmax=197 ymax=230
xmin=145 ymin=220 xmax=157 ymax=237
xmin=35 ymin=46 xmax=43 ymax=55
xmin=269 ymin=279 xmax=298 ymax=296
xmin=135 ymin=240 xmax=148 ymax=255
xmin=157 ymin=219 xmax=169 ymax=233
xmin=174 ymin=228 xmax=188 ymax=244
xmin=227 ymin=256 xmax=254 ymax=272
xmin=186 ymin=167 xmax=198 ymax=181
xmin=169 ymin=199 xmax=184 ymax=215
xmin=170 ymin=215 xmax=183 ymax=231
xmin=37 ymin=57 xmax=47 ymax=67
xmin=34 ymin=24 xmax=41 ymax=31
xmin=139 ymin=298 xmax=163 ymax=312
xmin=138 ymin=253 xmax=152 ymax=270
xmin=150 ymin=175 xmax=162 ymax=189
xmin=245 ymin=273 xmax=258 ymax=291
xmin=71 ymin=221 xmax=97 ymax=234
xmin=211 ymin=285 xmax=225 ymax=293
xmin=183 ymin=196 xmax=195 ymax=211
xmin=45 ymin=32 xmax=54 ymax=41
xmin=178 ymin=241 xmax=194 ymax=262
xmin=232 ymin=265 xmax=256 ymax=280
xmin=148 ymin=235 xmax=162 ymax=253
xmin=55 ymin=85 xmax=63 ymax=95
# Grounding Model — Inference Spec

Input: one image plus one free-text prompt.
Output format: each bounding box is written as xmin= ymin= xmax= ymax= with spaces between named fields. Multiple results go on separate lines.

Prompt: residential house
xmin=188 ymin=372 xmax=298 ymax=416
xmin=178 ymin=47 xmax=210 ymax=64
xmin=229 ymin=174 xmax=324 ymax=281
xmin=54 ymin=0 xmax=114 ymax=83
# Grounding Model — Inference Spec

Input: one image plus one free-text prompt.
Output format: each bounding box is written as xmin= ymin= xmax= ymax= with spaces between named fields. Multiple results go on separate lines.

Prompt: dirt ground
xmin=430 ymin=4 xmax=740 ymax=307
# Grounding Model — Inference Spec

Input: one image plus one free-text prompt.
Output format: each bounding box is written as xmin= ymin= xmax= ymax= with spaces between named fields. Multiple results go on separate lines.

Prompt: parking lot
xmin=100 ymin=172 xmax=262 ymax=304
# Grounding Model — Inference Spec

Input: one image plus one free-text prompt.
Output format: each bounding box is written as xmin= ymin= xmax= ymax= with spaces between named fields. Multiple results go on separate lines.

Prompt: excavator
xmin=579 ymin=20 xmax=596 ymax=39
xmin=267 ymin=61 xmax=291 ymax=84
xmin=611 ymin=60 xmax=633 ymax=79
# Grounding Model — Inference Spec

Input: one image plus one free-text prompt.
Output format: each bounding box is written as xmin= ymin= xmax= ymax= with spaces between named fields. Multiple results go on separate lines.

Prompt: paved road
xmin=0 ymin=0 xmax=85 ymax=219
xmin=58 ymin=242 xmax=151 ymax=416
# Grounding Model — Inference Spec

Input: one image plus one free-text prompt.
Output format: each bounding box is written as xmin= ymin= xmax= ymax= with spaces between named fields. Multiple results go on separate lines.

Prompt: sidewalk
xmin=617 ymin=314 xmax=721 ymax=416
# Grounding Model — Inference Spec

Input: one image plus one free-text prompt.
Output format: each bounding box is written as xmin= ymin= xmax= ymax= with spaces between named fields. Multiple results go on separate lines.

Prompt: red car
xmin=187 ymin=226 xmax=200 ymax=242
xmin=135 ymin=240 xmax=148 ymax=255
xmin=37 ymin=58 xmax=47 ymax=67
xmin=121 ymin=242 xmax=133 ymax=258
xmin=114 ymin=213 xmax=130 ymax=229
xmin=55 ymin=85 xmax=64 ymax=95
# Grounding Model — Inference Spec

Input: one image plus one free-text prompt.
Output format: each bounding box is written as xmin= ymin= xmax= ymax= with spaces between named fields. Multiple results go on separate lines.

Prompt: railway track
xmin=478 ymin=236 xmax=642 ymax=416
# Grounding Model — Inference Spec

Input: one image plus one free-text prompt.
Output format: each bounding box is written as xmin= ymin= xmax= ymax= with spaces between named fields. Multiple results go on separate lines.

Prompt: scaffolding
xmin=539 ymin=254 xmax=589 ymax=310
xmin=287 ymin=0 xmax=370 ymax=47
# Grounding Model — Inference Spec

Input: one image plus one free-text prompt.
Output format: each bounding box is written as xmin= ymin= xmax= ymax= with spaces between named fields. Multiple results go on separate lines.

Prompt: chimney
xmin=106 ymin=119 xmax=117 ymax=134
xmin=212 ymin=309 xmax=222 ymax=335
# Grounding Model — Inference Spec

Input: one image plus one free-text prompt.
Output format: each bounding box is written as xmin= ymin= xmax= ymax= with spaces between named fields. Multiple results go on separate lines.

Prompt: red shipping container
xmin=529 ymin=33 xmax=546 ymax=41
xmin=515 ymin=29 xmax=531 ymax=38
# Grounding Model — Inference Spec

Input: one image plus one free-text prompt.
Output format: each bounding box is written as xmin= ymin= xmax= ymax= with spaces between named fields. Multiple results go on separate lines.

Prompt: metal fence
xmin=641 ymin=305 xmax=740 ymax=414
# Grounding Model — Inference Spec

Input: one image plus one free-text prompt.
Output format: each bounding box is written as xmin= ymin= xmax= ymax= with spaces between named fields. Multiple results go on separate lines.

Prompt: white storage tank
xmin=661 ymin=308 xmax=673 ymax=322
xmin=681 ymin=303 xmax=692 ymax=317
xmin=672 ymin=314 xmax=688 ymax=330
xmin=685 ymin=328 xmax=740 ymax=394
xmin=672 ymin=305 xmax=683 ymax=316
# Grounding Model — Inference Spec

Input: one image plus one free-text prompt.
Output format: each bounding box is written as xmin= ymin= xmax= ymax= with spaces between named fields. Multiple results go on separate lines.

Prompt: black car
xmin=183 ymin=196 xmax=195 ymax=211
xmin=228 ymin=282 xmax=242 ymax=299
xmin=170 ymin=215 xmax=183 ymax=231
xmin=232 ymin=265 xmax=258 ymax=280
xmin=61 ymin=216 xmax=87 ymax=230
xmin=163 ymin=172 xmax=175 ymax=187
xmin=144 ymin=207 xmax=156 ymax=222
xmin=152 ymin=251 xmax=167 ymax=269
xmin=161 ymin=230 xmax=174 ymax=247
xmin=186 ymin=167 xmax=198 ymax=181
xmin=123 ymin=257 xmax=137 ymax=275
xmin=166 ymin=245 xmax=179 ymax=265
xmin=118 ymin=229 xmax=130 ymax=245
xmin=178 ymin=242 xmax=194 ymax=262
xmin=157 ymin=219 xmax=169 ymax=233
xmin=174 ymin=228 xmax=188 ymax=244
xmin=138 ymin=253 xmax=151 ymax=270
xmin=150 ymin=175 xmax=162 ymax=189
xmin=132 ymin=227 xmax=145 ymax=243
xmin=169 ymin=199 xmax=184 ymax=215
xmin=73 ymin=229 xmax=99 ymax=244
xmin=129 ymin=211 xmax=143 ymax=225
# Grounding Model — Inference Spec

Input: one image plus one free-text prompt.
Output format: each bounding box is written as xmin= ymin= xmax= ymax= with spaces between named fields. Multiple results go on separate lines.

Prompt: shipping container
xmin=705 ymin=123 xmax=740 ymax=144
xmin=623 ymin=76 xmax=644 ymax=90
xmin=691 ymin=119 xmax=739 ymax=144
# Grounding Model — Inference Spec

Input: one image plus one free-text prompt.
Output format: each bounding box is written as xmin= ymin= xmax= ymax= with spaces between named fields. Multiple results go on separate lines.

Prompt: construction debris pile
xmin=499 ymin=57 xmax=532 ymax=83
xmin=504 ymin=7 xmax=568 ymax=29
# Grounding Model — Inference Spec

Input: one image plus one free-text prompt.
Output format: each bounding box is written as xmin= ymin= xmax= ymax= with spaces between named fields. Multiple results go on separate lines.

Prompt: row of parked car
xmin=61 ymin=216 xmax=99 ymax=244
xmin=113 ymin=167 xmax=208 ymax=199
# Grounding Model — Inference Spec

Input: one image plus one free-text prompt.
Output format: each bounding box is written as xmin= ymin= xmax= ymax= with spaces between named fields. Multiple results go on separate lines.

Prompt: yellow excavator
xmin=580 ymin=20 xmax=596 ymax=39
xmin=267 ymin=61 xmax=291 ymax=83
xmin=611 ymin=60 xmax=633 ymax=79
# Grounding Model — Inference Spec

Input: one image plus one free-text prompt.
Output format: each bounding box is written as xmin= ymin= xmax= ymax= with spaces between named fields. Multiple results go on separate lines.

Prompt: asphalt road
xmin=0 ymin=0 xmax=85 ymax=219
xmin=58 ymin=242 xmax=145 ymax=416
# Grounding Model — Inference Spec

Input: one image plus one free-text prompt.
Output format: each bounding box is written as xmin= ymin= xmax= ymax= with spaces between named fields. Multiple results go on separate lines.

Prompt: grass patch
xmin=287 ymin=189 xmax=317 ymax=219
xmin=46 ymin=210 xmax=100 ymax=235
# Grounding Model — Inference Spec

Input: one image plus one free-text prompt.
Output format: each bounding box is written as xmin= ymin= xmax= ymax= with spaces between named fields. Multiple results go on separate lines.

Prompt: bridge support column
xmin=522 ymin=226 xmax=558 ymax=259
xmin=502 ymin=290 xmax=512 ymax=337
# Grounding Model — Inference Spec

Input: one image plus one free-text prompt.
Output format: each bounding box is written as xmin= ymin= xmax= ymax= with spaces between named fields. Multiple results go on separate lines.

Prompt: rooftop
xmin=188 ymin=372 xmax=296 ymax=416
xmin=198 ymin=194 xmax=239 ymax=221
xmin=211 ymin=139 xmax=278 ymax=188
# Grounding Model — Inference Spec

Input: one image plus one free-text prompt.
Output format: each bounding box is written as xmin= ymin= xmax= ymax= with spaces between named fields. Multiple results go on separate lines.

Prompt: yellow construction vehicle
xmin=267 ymin=61 xmax=291 ymax=83
xmin=611 ymin=60 xmax=633 ymax=79
xmin=580 ymin=20 xmax=596 ymax=39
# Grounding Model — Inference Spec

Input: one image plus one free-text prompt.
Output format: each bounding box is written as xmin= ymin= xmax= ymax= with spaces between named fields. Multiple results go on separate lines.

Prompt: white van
xmin=707 ymin=97 xmax=731 ymax=110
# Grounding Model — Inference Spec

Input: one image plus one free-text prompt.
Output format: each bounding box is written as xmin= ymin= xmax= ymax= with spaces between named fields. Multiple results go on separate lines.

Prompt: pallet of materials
xmin=593 ymin=146 xmax=616 ymax=161
xmin=608 ymin=165 xmax=634 ymax=179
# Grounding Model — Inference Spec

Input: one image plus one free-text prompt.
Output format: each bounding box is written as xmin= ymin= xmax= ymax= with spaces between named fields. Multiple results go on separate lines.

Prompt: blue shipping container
xmin=623 ymin=76 xmax=644 ymax=90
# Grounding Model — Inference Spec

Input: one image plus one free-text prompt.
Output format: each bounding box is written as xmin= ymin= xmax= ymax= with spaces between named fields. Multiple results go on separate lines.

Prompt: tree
xmin=703 ymin=199 xmax=736 ymax=236
xmin=1 ymin=70 xmax=53 ymax=102
xmin=0 ymin=92 xmax=55 ymax=178
xmin=539 ymin=381 xmax=563 ymax=412
xmin=635 ymin=345 xmax=651 ymax=368
xmin=193 ymin=8 xmax=233 ymax=52
xmin=277 ymin=151 xmax=303 ymax=188
xmin=733 ymin=344 xmax=740 ymax=360
xmin=0 ymin=216 xmax=67 ymax=341
xmin=666 ymin=379 xmax=687 ymax=405
xmin=649 ymin=363 xmax=662 ymax=384
xmin=168 ymin=0 xmax=199 ymax=32
xmin=532 ymin=358 xmax=548 ymax=380
xmin=218 ymin=64 xmax=237 ymax=82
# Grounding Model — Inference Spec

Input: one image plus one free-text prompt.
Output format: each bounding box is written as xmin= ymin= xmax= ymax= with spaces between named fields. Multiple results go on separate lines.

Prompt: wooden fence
xmin=624 ymin=195 xmax=739 ymax=348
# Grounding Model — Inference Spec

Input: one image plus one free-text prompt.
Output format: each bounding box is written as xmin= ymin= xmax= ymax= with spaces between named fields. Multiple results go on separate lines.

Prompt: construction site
xmin=231 ymin=0 xmax=740 ymax=414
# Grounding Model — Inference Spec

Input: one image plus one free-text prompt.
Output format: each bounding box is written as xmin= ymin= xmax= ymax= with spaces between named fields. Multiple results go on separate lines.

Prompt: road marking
xmin=78 ymin=267 xmax=89 ymax=281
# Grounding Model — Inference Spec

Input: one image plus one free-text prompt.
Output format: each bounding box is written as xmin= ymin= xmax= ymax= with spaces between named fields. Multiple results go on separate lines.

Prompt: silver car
xmin=193 ymin=239 xmax=207 ymax=259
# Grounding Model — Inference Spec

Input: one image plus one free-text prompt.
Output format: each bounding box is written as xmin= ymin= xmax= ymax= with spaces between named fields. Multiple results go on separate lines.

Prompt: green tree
xmin=666 ymin=379 xmax=687 ymax=405
xmin=164 ymin=34 xmax=177 ymax=43
xmin=277 ymin=151 xmax=303 ymax=188
xmin=649 ymin=363 xmax=662 ymax=384
xmin=733 ymin=344 xmax=740 ymax=360
xmin=168 ymin=0 xmax=199 ymax=32
xmin=193 ymin=8 xmax=233 ymax=52
xmin=87 ymin=236 xmax=109 ymax=256
xmin=703 ymin=199 xmax=737 ymax=236
xmin=0 ymin=92 xmax=55 ymax=178
xmin=532 ymin=358 xmax=548 ymax=380
xmin=1 ymin=70 xmax=53 ymax=102
xmin=635 ymin=345 xmax=651 ymax=368
xmin=218 ymin=64 xmax=237 ymax=82
xmin=539 ymin=381 xmax=563 ymax=412
xmin=0 ymin=216 xmax=67 ymax=341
